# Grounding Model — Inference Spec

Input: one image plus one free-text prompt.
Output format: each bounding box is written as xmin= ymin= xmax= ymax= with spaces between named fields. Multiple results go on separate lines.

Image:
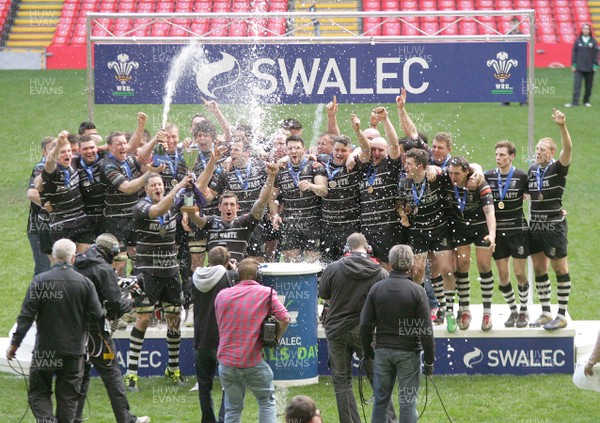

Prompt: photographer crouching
xmin=74 ymin=233 xmax=150 ymax=423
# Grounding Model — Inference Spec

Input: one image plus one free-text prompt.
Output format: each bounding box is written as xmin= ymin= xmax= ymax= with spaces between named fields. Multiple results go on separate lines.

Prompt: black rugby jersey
xmin=444 ymin=175 xmax=494 ymax=232
xmin=193 ymin=150 xmax=223 ymax=217
xmin=275 ymin=158 xmax=326 ymax=223
xmin=402 ymin=176 xmax=449 ymax=231
xmin=133 ymin=197 xmax=179 ymax=277
xmin=27 ymin=161 xmax=50 ymax=234
xmin=204 ymin=213 xmax=259 ymax=262
xmin=100 ymin=154 xmax=143 ymax=218
xmin=321 ymin=159 xmax=361 ymax=228
xmin=355 ymin=156 xmax=402 ymax=228
xmin=527 ymin=160 xmax=568 ymax=223
xmin=214 ymin=159 xmax=267 ymax=215
xmin=41 ymin=165 xmax=89 ymax=230
xmin=74 ymin=152 xmax=106 ymax=218
xmin=484 ymin=167 xmax=528 ymax=234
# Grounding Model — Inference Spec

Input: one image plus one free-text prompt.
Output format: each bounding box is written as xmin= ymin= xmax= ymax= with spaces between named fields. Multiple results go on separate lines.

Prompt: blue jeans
xmin=218 ymin=359 xmax=275 ymax=423
xmin=372 ymin=349 xmax=421 ymax=423
xmin=327 ymin=327 xmax=396 ymax=423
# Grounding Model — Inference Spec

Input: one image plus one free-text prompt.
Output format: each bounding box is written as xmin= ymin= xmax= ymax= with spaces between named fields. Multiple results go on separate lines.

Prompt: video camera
xmin=118 ymin=275 xmax=145 ymax=299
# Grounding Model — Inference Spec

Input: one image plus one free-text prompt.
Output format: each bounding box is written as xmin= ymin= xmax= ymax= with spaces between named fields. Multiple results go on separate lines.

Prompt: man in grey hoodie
xmin=319 ymin=233 xmax=396 ymax=423
xmin=192 ymin=246 xmax=237 ymax=423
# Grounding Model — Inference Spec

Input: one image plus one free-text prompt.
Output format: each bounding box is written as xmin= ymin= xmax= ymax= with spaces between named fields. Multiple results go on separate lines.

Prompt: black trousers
xmin=195 ymin=348 xmax=225 ymax=423
xmin=29 ymin=354 xmax=84 ymax=423
xmin=75 ymin=334 xmax=137 ymax=423
xmin=572 ymin=70 xmax=595 ymax=105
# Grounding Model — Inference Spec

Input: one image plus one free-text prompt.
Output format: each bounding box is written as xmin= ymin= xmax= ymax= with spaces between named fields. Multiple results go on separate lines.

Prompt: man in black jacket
xmin=319 ymin=232 xmax=395 ymax=423
xmin=191 ymin=246 xmax=237 ymax=423
xmin=74 ymin=233 xmax=150 ymax=423
xmin=360 ymin=244 xmax=435 ymax=423
xmin=7 ymin=238 xmax=104 ymax=423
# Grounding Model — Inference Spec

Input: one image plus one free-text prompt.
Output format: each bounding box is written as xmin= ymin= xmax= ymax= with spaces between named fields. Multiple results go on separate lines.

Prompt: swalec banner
xmin=94 ymin=42 xmax=528 ymax=104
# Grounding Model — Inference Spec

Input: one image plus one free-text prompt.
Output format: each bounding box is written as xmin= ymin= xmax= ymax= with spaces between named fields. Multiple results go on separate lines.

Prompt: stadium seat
xmin=554 ymin=6 xmax=571 ymax=16
xmin=363 ymin=0 xmax=380 ymax=10
xmin=137 ymin=3 xmax=154 ymax=12
xmin=269 ymin=2 xmax=288 ymax=12
xmin=212 ymin=2 xmax=230 ymax=12
xmin=495 ymin=0 xmax=512 ymax=9
xmin=513 ymin=0 xmax=531 ymax=8
xmin=476 ymin=0 xmax=494 ymax=8
xmin=460 ymin=20 xmax=477 ymax=35
xmin=555 ymin=13 xmax=572 ymax=24
xmin=71 ymin=36 xmax=87 ymax=45
xmin=117 ymin=2 xmax=136 ymax=13
xmin=538 ymin=33 xmax=556 ymax=43
xmin=190 ymin=20 xmax=209 ymax=34
xmin=382 ymin=19 xmax=401 ymax=36
xmin=53 ymin=36 xmax=68 ymax=45
xmin=99 ymin=2 xmax=117 ymax=12
xmin=363 ymin=18 xmax=381 ymax=36
xmin=229 ymin=21 xmax=248 ymax=36
xmin=559 ymin=32 xmax=576 ymax=43
xmin=56 ymin=25 xmax=72 ymax=38
xmin=252 ymin=0 xmax=268 ymax=12
xmin=402 ymin=17 xmax=419 ymax=35
xmin=151 ymin=22 xmax=170 ymax=36
xmin=248 ymin=18 xmax=268 ymax=36
xmin=194 ymin=2 xmax=211 ymax=12
xmin=232 ymin=2 xmax=250 ymax=12
xmin=170 ymin=26 xmax=189 ymax=36
xmin=422 ymin=21 xmax=439 ymax=35
xmin=439 ymin=18 xmax=459 ymax=35
xmin=437 ymin=0 xmax=456 ymax=10
xmin=62 ymin=3 xmax=79 ymax=13
xmin=81 ymin=1 xmax=98 ymax=12
xmin=131 ymin=27 xmax=148 ymax=37
xmin=156 ymin=3 xmax=175 ymax=13
xmin=381 ymin=0 xmax=398 ymax=11
xmin=401 ymin=0 xmax=418 ymax=10
xmin=456 ymin=0 xmax=474 ymax=10
xmin=420 ymin=0 xmax=436 ymax=10
xmin=175 ymin=2 xmax=193 ymax=12
xmin=210 ymin=19 xmax=229 ymax=36
xmin=267 ymin=19 xmax=286 ymax=36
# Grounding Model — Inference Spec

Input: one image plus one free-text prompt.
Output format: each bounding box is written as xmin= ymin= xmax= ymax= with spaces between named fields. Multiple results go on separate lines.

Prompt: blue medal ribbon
xmin=287 ymin=158 xmax=307 ymax=188
xmin=234 ymin=159 xmax=253 ymax=190
xmin=453 ymin=185 xmax=468 ymax=213
xmin=535 ymin=160 xmax=554 ymax=197
xmin=325 ymin=159 xmax=343 ymax=181
xmin=496 ymin=166 xmax=515 ymax=202
xmin=441 ymin=154 xmax=451 ymax=169
xmin=365 ymin=164 xmax=378 ymax=188
xmin=108 ymin=153 xmax=132 ymax=179
xmin=411 ymin=178 xmax=427 ymax=207
xmin=60 ymin=165 xmax=71 ymax=187
xmin=80 ymin=156 xmax=97 ymax=183
xmin=167 ymin=150 xmax=180 ymax=178
xmin=145 ymin=195 xmax=166 ymax=228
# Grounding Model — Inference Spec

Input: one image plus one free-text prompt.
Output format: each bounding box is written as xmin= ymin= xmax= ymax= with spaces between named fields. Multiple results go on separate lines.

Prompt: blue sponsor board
xmin=317 ymin=336 xmax=574 ymax=376
xmin=261 ymin=264 xmax=320 ymax=384
xmin=94 ymin=42 xmax=527 ymax=105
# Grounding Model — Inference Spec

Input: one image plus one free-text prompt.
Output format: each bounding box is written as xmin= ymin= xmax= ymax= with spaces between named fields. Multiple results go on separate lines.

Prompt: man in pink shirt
xmin=215 ymin=258 xmax=289 ymax=423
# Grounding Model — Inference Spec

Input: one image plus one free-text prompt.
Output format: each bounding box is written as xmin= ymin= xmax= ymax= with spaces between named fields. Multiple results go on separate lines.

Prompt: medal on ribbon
xmin=496 ymin=166 xmax=515 ymax=210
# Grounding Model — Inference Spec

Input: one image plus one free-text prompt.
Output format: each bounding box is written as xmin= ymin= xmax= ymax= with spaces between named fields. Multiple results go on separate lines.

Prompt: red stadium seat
xmin=62 ymin=3 xmax=79 ymax=13
xmin=381 ymin=0 xmax=398 ymax=11
xmin=252 ymin=0 xmax=268 ymax=12
xmin=363 ymin=0 xmax=380 ymax=10
xmin=538 ymin=33 xmax=556 ymax=43
xmin=228 ymin=21 xmax=248 ymax=36
xmin=71 ymin=36 xmax=87 ymax=45
xmin=248 ymin=18 xmax=268 ymax=36
xmin=117 ymin=2 xmax=136 ymax=12
xmin=156 ymin=3 xmax=175 ymax=12
xmin=437 ymin=0 xmax=455 ymax=10
xmin=53 ymin=36 xmax=68 ymax=45
xmin=382 ymin=19 xmax=401 ymax=36
xmin=175 ymin=2 xmax=193 ymax=12
xmin=513 ymin=0 xmax=531 ymax=8
xmin=495 ymin=0 xmax=512 ymax=9
xmin=439 ymin=19 xmax=459 ymax=35
xmin=190 ymin=20 xmax=209 ymax=34
xmin=170 ymin=26 xmax=189 ymax=36
xmin=137 ymin=3 xmax=154 ymax=12
xmin=476 ymin=0 xmax=494 ymax=8
xmin=269 ymin=2 xmax=288 ymax=12
xmin=422 ymin=21 xmax=439 ymax=34
xmin=232 ymin=2 xmax=250 ymax=12
xmin=131 ymin=27 xmax=148 ymax=37
xmin=460 ymin=20 xmax=477 ymax=35
xmin=363 ymin=18 xmax=381 ymax=36
xmin=559 ymin=32 xmax=576 ymax=43
xmin=401 ymin=0 xmax=418 ymax=10
xmin=81 ymin=1 xmax=98 ymax=12
xmin=194 ymin=2 xmax=211 ymax=12
xmin=554 ymin=13 xmax=572 ymax=23
xmin=210 ymin=19 xmax=229 ymax=36
xmin=554 ymin=6 xmax=571 ymax=16
xmin=420 ymin=0 xmax=436 ymax=10
xmin=456 ymin=0 xmax=474 ymax=10
xmin=151 ymin=22 xmax=170 ymax=36
xmin=99 ymin=2 xmax=117 ymax=12
xmin=56 ymin=24 xmax=72 ymax=37
xmin=402 ymin=16 xmax=419 ymax=35
xmin=212 ymin=2 xmax=230 ymax=12
xmin=267 ymin=19 xmax=286 ymax=36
